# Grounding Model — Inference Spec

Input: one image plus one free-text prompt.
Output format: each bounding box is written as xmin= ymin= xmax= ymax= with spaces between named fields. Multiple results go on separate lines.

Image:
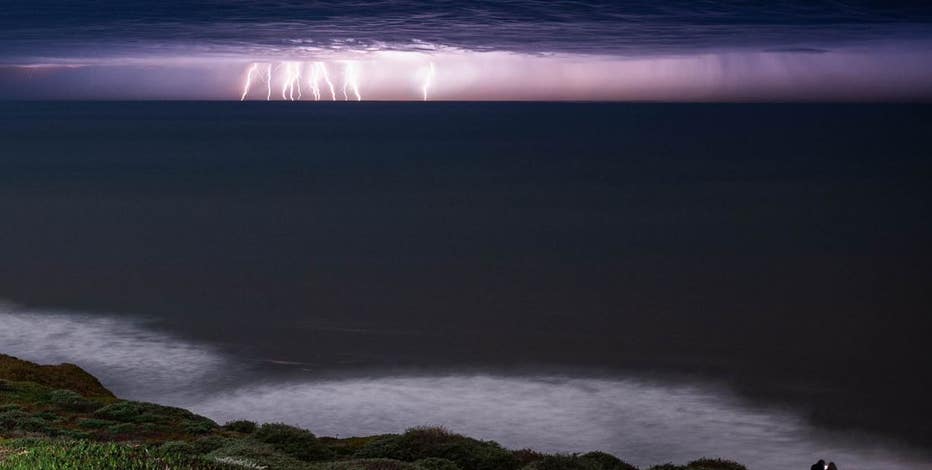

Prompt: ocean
xmin=1 ymin=102 xmax=930 ymax=469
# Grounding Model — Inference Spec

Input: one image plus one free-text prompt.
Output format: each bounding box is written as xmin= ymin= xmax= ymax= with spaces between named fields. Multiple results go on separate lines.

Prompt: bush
xmin=186 ymin=420 xmax=217 ymax=435
xmin=193 ymin=435 xmax=230 ymax=454
xmin=213 ymin=455 xmax=273 ymax=469
xmin=95 ymin=400 xmax=215 ymax=427
xmin=354 ymin=427 xmax=519 ymax=470
xmin=521 ymin=454 xmax=599 ymax=470
xmin=47 ymin=389 xmax=99 ymax=412
xmin=254 ymin=422 xmax=333 ymax=461
xmin=223 ymin=420 xmax=258 ymax=434
xmin=0 ymin=409 xmax=53 ymax=435
xmin=0 ymin=403 xmax=22 ymax=412
xmin=77 ymin=418 xmax=116 ymax=429
xmin=33 ymin=411 xmax=62 ymax=423
xmin=512 ymin=449 xmax=545 ymax=467
xmin=686 ymin=458 xmax=747 ymax=470
xmin=312 ymin=459 xmax=422 ymax=470
xmin=414 ymin=457 xmax=462 ymax=470
xmin=647 ymin=459 xmax=748 ymax=470
xmin=92 ymin=399 xmax=218 ymax=439
xmin=322 ymin=435 xmax=386 ymax=458
xmin=0 ymin=409 xmax=31 ymax=427
xmin=159 ymin=440 xmax=197 ymax=455
xmin=56 ymin=429 xmax=93 ymax=440
xmin=206 ymin=437 xmax=310 ymax=469
xmin=580 ymin=451 xmax=638 ymax=470
xmin=106 ymin=422 xmax=137 ymax=436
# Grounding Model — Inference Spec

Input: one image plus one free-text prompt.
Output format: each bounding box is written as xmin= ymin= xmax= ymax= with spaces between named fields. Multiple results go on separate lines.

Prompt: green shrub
xmin=91 ymin=399 xmax=217 ymax=439
xmin=0 ymin=409 xmax=31 ymax=427
xmin=311 ymin=459 xmax=421 ymax=470
xmin=580 ymin=451 xmax=638 ymax=470
xmin=33 ymin=412 xmax=61 ymax=423
xmin=647 ymin=459 xmax=747 ymax=470
xmin=521 ymin=454 xmax=598 ymax=470
xmin=47 ymin=389 xmax=99 ymax=412
xmin=57 ymin=429 xmax=93 ymax=440
xmin=414 ymin=457 xmax=461 ymax=470
xmin=159 ymin=440 xmax=198 ymax=455
xmin=76 ymin=418 xmax=116 ymax=429
xmin=192 ymin=435 xmax=230 ymax=454
xmin=106 ymin=422 xmax=137 ymax=436
xmin=511 ymin=449 xmax=544 ymax=467
xmin=354 ymin=427 xmax=519 ymax=470
xmin=206 ymin=437 xmax=310 ymax=469
xmin=254 ymin=422 xmax=333 ymax=462
xmin=0 ymin=409 xmax=53 ymax=435
xmin=94 ymin=401 xmax=164 ymax=423
xmin=322 ymin=435 xmax=386 ymax=458
xmin=686 ymin=458 xmax=747 ymax=470
xmin=95 ymin=400 xmax=214 ymax=426
xmin=212 ymin=455 xmax=276 ymax=469
xmin=223 ymin=420 xmax=258 ymax=434
xmin=185 ymin=420 xmax=217 ymax=435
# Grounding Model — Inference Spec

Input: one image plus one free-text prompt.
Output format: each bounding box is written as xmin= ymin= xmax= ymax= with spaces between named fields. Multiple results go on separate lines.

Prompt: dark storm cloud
xmin=2 ymin=1 xmax=932 ymax=61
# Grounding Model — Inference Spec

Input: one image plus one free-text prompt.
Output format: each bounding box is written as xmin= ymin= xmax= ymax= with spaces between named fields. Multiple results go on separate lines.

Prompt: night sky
xmin=2 ymin=1 xmax=932 ymax=100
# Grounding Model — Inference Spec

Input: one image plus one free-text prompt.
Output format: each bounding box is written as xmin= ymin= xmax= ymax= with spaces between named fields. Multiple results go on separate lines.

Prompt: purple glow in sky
xmin=2 ymin=1 xmax=931 ymax=101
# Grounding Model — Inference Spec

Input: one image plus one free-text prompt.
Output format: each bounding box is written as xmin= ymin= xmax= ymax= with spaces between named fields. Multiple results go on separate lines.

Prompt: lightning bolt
xmin=342 ymin=62 xmax=361 ymax=101
xmin=422 ymin=62 xmax=436 ymax=101
xmin=240 ymin=63 xmax=259 ymax=101
xmin=307 ymin=63 xmax=321 ymax=101
xmin=281 ymin=62 xmax=302 ymax=101
xmin=312 ymin=62 xmax=336 ymax=101
xmin=266 ymin=64 xmax=272 ymax=101
xmin=239 ymin=59 xmax=387 ymax=102
xmin=321 ymin=63 xmax=337 ymax=101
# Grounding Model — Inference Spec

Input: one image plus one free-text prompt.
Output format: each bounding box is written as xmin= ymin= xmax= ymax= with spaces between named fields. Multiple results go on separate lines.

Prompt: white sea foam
xmin=189 ymin=375 xmax=932 ymax=470
xmin=1 ymin=303 xmax=930 ymax=469
xmin=0 ymin=302 xmax=225 ymax=403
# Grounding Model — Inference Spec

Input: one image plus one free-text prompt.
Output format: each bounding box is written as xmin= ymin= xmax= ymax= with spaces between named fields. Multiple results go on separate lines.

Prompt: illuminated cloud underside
xmin=2 ymin=1 xmax=931 ymax=100
xmin=2 ymin=46 xmax=932 ymax=101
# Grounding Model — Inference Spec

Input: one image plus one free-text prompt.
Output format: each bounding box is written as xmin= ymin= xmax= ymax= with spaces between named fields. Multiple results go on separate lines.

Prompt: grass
xmin=0 ymin=378 xmax=217 ymax=442
xmin=0 ymin=353 xmax=749 ymax=470
xmin=0 ymin=355 xmax=114 ymax=399
xmin=0 ymin=438 xmax=233 ymax=469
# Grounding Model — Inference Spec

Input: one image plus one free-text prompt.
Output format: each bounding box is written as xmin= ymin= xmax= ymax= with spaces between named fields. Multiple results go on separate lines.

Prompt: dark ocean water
xmin=1 ymin=102 xmax=931 ymax=468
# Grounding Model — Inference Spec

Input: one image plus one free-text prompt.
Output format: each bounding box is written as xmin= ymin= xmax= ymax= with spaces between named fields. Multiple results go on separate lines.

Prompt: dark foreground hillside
xmin=0 ymin=354 xmax=745 ymax=470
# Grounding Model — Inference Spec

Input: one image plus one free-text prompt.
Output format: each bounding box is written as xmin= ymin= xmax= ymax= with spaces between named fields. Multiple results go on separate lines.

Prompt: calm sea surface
xmin=1 ymin=103 xmax=930 ymax=468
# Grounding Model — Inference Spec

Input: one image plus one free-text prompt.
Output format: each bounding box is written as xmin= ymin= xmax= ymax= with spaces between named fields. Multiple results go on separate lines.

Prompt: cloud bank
xmin=2 ymin=1 xmax=931 ymax=100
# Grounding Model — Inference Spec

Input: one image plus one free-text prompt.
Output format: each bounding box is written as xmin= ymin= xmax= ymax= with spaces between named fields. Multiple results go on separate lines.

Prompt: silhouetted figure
xmin=828 ymin=463 xmax=838 ymax=470
xmin=811 ymin=460 xmax=826 ymax=470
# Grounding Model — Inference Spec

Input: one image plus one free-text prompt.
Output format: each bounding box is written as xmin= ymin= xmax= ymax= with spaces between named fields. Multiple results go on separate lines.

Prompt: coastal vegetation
xmin=0 ymin=354 xmax=746 ymax=470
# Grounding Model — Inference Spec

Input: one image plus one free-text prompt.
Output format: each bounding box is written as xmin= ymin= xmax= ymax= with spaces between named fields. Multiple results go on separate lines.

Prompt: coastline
xmin=0 ymin=353 xmax=745 ymax=470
